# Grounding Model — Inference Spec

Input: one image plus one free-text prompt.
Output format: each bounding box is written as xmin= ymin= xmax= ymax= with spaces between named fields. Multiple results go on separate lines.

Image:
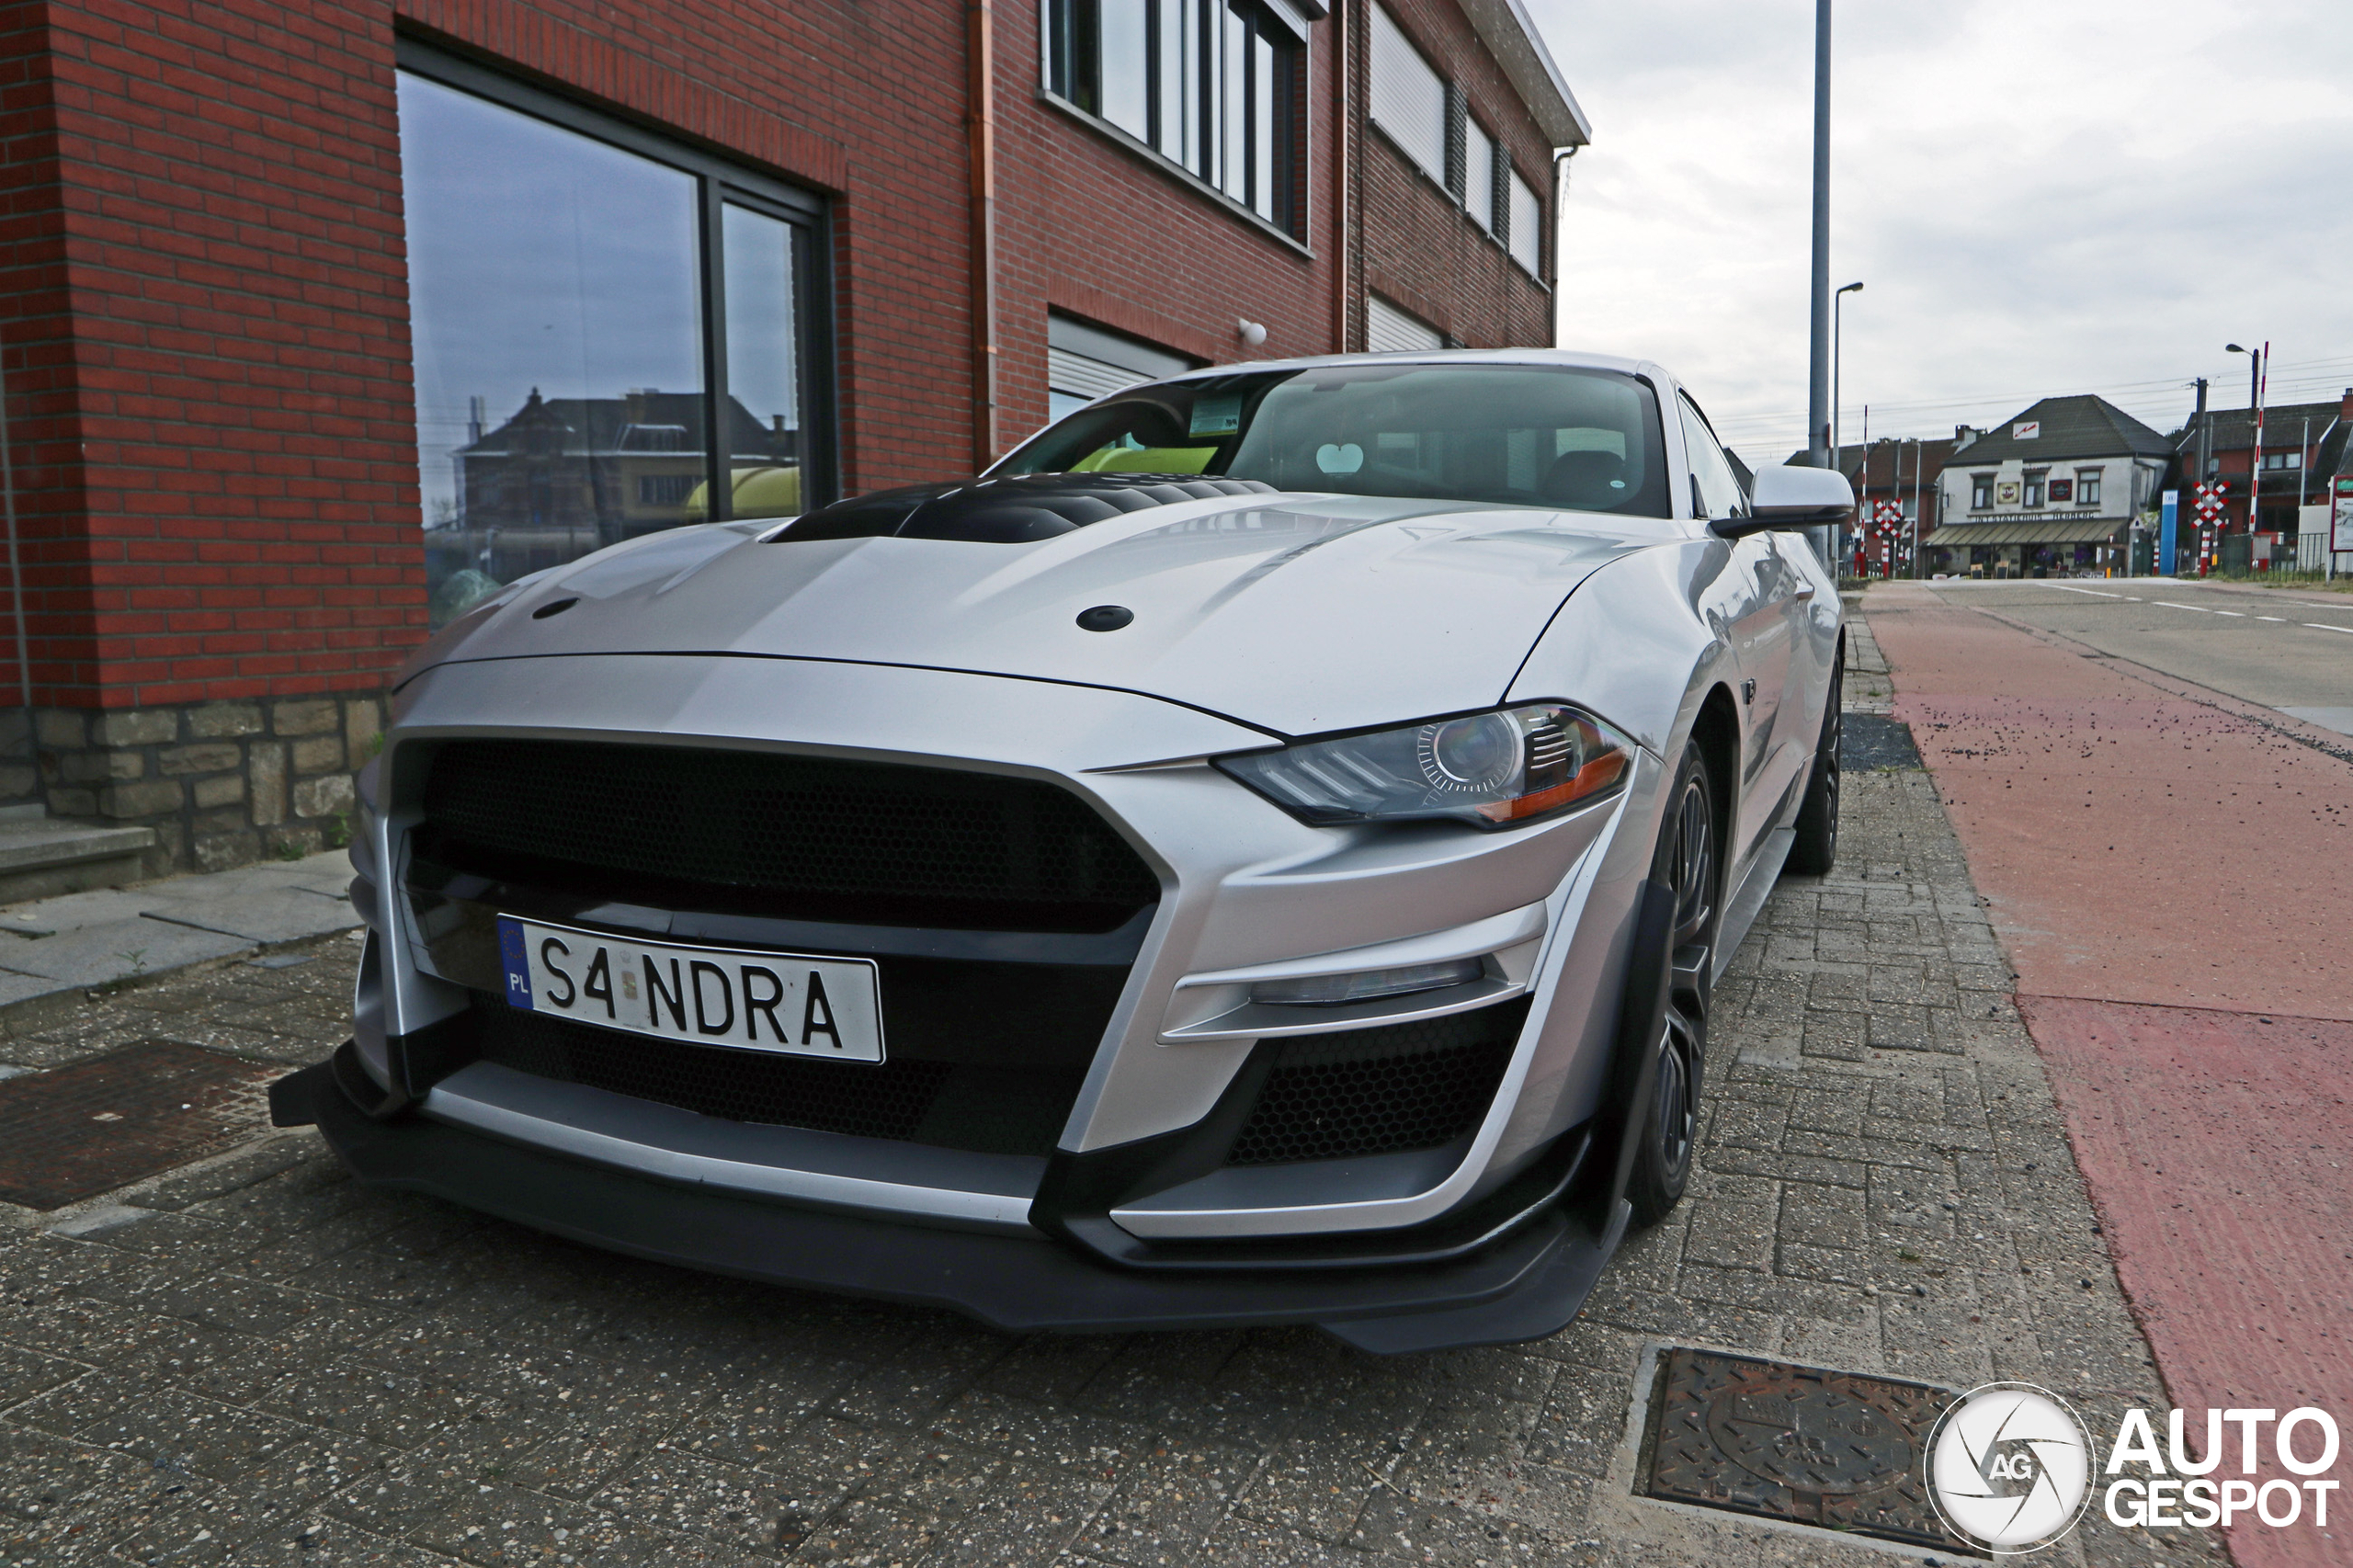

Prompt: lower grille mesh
xmin=473 ymin=1000 xmax=1082 ymax=1157
xmin=1225 ymin=999 xmax=1529 ymax=1166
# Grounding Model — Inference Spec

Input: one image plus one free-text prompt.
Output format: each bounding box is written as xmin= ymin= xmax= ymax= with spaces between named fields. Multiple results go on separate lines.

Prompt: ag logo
xmin=1925 ymin=1382 xmax=2094 ymax=1553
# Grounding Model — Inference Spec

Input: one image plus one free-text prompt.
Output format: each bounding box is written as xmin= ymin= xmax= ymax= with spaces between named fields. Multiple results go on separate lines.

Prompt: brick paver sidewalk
xmin=0 ymin=645 xmax=2207 ymax=1566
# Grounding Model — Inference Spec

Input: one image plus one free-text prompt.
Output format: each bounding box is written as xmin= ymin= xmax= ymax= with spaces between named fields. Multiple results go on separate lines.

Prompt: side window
xmin=1677 ymin=395 xmax=1747 ymax=520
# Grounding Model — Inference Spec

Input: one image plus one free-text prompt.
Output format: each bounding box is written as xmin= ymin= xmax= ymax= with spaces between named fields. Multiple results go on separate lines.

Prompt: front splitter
xmin=273 ymin=1050 xmax=1625 ymax=1353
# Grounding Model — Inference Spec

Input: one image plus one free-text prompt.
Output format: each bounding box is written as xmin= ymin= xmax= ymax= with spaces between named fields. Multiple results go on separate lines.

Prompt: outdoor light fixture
xmin=1237 ymin=319 xmax=1267 ymax=347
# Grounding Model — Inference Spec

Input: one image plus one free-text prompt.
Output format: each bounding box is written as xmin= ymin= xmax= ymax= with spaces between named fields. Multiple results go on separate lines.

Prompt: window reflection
xmin=401 ymin=73 xmax=706 ymax=624
xmin=400 ymin=71 xmax=817 ymax=625
xmin=716 ymin=205 xmax=805 ymax=522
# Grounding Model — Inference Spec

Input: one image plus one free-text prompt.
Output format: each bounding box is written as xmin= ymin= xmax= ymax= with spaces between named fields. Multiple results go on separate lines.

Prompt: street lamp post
xmin=2227 ymin=342 xmax=2268 ymax=562
xmin=1806 ymin=0 xmax=1833 ymax=470
xmin=1832 ymin=282 xmax=1863 ymax=464
xmin=1832 ymin=280 xmax=1862 ymax=572
xmin=1804 ymin=0 xmax=1834 ymax=570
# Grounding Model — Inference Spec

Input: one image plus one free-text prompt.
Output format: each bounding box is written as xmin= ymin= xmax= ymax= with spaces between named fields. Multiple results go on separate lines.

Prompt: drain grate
xmin=0 ymin=1041 xmax=280 ymax=1210
xmin=1639 ymin=1346 xmax=1978 ymax=1556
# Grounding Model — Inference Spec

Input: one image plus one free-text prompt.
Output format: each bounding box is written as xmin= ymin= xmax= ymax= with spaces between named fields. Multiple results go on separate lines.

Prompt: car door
xmin=1678 ymin=395 xmax=1796 ymax=867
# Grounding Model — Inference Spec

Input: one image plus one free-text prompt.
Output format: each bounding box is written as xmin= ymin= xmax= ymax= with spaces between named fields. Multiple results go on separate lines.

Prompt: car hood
xmin=410 ymin=492 xmax=1661 ymax=736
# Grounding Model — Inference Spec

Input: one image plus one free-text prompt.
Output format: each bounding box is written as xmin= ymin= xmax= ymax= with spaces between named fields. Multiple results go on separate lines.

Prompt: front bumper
xmin=362 ymin=657 xmax=1654 ymax=1246
xmin=273 ymin=1040 xmax=1630 ymax=1353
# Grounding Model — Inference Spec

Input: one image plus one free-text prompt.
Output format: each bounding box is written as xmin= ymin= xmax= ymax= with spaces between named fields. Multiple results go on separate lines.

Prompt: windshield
xmin=997 ymin=362 xmax=1671 ymax=516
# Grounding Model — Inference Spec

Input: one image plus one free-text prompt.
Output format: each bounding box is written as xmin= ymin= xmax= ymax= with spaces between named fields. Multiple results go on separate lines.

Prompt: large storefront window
xmin=398 ymin=48 xmax=829 ymax=624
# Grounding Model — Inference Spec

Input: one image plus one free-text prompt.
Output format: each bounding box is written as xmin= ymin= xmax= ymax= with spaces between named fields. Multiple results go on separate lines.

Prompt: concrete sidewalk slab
xmin=0 ymin=849 xmax=356 ymax=1011
xmin=0 ymin=917 xmax=253 ymax=984
xmin=137 ymin=886 xmax=357 ymax=945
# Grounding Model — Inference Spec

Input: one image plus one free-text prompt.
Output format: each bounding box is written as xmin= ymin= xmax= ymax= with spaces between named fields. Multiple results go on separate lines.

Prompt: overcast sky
xmin=1525 ymin=0 xmax=2353 ymax=471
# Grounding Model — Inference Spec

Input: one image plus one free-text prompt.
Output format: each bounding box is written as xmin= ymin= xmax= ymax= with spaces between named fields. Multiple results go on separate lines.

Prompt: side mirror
xmin=1712 ymin=464 xmax=1855 ymax=538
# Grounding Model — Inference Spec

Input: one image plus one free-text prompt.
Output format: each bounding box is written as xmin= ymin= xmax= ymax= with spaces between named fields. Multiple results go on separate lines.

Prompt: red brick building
xmin=2171 ymin=388 xmax=2353 ymax=544
xmin=0 ymin=0 xmax=1586 ymax=884
xmin=1788 ymin=435 xmax=1964 ymax=579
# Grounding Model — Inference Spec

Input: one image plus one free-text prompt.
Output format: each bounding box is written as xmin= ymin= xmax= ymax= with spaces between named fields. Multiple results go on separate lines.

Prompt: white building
xmin=1927 ymin=395 xmax=2172 ymax=575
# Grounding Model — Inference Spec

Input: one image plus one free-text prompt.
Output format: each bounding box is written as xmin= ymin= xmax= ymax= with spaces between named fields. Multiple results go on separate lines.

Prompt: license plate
xmin=495 ymin=916 xmax=885 ymax=1063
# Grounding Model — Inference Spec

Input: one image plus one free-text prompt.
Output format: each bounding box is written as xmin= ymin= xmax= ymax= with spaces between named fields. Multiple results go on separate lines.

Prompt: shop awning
xmin=1922 ymin=517 xmax=2124 ymax=548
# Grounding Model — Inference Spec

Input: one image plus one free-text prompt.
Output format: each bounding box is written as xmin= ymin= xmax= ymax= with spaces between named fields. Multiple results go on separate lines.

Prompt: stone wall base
xmin=0 ymin=694 xmax=385 ymax=876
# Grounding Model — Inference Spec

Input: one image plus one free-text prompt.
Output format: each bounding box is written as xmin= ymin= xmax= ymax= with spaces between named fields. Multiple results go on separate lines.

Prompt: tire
xmin=1785 ymin=641 xmax=1845 ymax=877
xmin=1626 ymin=742 xmax=1722 ymax=1228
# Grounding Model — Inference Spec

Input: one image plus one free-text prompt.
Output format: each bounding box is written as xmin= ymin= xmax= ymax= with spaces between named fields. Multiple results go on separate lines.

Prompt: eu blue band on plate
xmin=496 ymin=916 xmax=534 ymax=1009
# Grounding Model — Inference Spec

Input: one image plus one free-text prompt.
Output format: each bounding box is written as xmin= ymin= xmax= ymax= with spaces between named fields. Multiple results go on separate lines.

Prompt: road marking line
xmin=2303 ymin=623 xmax=2353 ymax=635
xmin=2213 ymin=610 xmax=2245 ymax=617
xmin=2154 ymin=602 xmax=2211 ymax=612
xmin=2257 ymin=616 xmax=2286 ymax=622
xmin=2042 ymin=584 xmax=2122 ymax=597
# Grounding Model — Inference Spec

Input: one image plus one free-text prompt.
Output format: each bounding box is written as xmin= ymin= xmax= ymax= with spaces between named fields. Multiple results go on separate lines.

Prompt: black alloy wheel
xmin=1786 ymin=642 xmax=1844 ymax=875
xmin=1629 ymin=744 xmax=1720 ymax=1226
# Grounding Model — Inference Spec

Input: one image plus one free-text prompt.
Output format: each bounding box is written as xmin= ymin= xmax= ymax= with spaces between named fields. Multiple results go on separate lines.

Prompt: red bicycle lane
xmin=1865 ymin=584 xmax=2353 ymax=1568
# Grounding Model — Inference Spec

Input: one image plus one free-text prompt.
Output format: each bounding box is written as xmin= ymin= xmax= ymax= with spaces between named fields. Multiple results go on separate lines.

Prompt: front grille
xmin=415 ymin=740 xmax=1159 ymax=932
xmin=1224 ymin=999 xmax=1529 ymax=1166
xmin=474 ymin=1001 xmax=1084 ymax=1157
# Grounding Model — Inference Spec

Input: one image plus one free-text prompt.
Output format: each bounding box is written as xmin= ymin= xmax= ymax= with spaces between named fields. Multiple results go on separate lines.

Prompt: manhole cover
xmin=1640 ymin=1346 xmax=1978 ymax=1555
xmin=0 ymin=1041 xmax=278 ymax=1210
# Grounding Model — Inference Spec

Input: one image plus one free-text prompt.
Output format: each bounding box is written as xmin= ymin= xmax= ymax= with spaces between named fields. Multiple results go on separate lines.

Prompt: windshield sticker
xmin=1189 ymin=393 xmax=1244 ymax=437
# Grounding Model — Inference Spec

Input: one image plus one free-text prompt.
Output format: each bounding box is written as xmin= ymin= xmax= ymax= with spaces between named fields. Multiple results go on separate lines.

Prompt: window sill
xmin=1038 ymin=91 xmax=1313 ymax=259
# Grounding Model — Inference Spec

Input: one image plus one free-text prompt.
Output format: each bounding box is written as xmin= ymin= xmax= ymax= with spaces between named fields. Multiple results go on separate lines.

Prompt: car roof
xmin=1155 ymin=347 xmax=1663 ymax=383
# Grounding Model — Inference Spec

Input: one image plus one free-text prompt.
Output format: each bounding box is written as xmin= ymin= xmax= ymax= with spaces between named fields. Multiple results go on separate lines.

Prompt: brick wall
xmin=28 ymin=0 xmax=423 ymax=713
xmin=1347 ymin=0 xmax=1555 ymax=351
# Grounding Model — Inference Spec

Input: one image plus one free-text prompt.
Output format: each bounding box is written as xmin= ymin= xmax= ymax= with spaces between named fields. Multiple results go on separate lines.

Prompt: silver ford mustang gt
xmin=272 ymin=350 xmax=1851 ymax=1352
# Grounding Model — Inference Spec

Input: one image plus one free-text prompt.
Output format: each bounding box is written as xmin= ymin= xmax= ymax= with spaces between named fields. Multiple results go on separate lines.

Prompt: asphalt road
xmin=1925 ymin=577 xmax=2353 ymax=734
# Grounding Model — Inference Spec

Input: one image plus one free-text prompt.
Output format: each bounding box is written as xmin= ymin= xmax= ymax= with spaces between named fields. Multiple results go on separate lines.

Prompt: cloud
xmin=1528 ymin=0 xmax=2353 ymax=469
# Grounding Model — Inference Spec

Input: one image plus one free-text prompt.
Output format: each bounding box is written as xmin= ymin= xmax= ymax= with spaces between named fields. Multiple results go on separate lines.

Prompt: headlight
xmin=1216 ymin=703 xmax=1632 ymax=828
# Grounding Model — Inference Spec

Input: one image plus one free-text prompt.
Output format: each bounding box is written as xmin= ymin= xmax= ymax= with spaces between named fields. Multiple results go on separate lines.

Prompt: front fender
xmin=1480 ymin=539 xmax=1746 ymax=1170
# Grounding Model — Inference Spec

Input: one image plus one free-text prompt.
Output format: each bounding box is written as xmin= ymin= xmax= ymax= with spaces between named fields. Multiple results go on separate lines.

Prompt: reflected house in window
xmin=435 ymin=388 xmax=799 ymax=593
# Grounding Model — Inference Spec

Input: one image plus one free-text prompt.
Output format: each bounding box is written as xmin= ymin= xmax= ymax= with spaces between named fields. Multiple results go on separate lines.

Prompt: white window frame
xmin=1506 ymin=166 xmax=1542 ymax=276
xmin=1368 ymin=2 xmax=1447 ymax=187
xmin=1462 ymin=117 xmax=1495 ymax=231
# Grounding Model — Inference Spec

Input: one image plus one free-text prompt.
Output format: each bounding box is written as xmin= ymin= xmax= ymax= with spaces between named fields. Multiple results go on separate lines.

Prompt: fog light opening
xmin=1251 ymin=958 xmax=1484 ymax=1007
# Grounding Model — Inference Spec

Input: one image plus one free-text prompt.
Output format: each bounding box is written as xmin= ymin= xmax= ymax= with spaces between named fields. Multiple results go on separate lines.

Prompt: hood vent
xmin=775 ymin=472 xmax=1275 ymax=545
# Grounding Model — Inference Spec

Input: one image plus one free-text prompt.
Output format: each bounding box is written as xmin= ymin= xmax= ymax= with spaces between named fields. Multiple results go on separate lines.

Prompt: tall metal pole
xmin=1804 ymin=0 xmax=1833 ymax=567
xmin=2248 ymin=342 xmax=2268 ymax=550
xmin=1830 ymin=279 xmax=1860 ymax=572
xmin=2190 ymin=376 xmax=2208 ymax=577
xmin=2192 ymin=377 xmax=2210 ymax=484
xmin=1806 ymin=0 xmax=1832 ymax=468
xmin=1910 ymin=436 xmax=1923 ymax=577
